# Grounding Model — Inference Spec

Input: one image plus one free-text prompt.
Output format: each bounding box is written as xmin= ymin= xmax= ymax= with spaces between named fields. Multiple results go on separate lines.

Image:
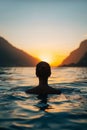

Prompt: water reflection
xmin=0 ymin=67 xmax=12 ymax=74
xmin=37 ymin=94 xmax=52 ymax=111
xmin=0 ymin=67 xmax=13 ymax=82
xmin=36 ymin=93 xmax=83 ymax=113
xmin=36 ymin=94 xmax=69 ymax=113
xmin=0 ymin=67 xmax=87 ymax=130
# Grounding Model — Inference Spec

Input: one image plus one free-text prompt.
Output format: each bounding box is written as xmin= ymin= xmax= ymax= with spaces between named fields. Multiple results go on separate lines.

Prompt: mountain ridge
xmin=0 ymin=37 xmax=40 ymax=67
xmin=61 ymin=40 xmax=87 ymax=67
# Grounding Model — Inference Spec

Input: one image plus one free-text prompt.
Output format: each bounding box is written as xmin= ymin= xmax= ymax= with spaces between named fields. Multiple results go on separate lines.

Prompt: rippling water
xmin=0 ymin=67 xmax=87 ymax=130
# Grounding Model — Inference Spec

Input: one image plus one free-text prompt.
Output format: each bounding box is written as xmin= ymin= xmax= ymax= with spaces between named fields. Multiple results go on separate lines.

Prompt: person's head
xmin=36 ymin=61 xmax=51 ymax=79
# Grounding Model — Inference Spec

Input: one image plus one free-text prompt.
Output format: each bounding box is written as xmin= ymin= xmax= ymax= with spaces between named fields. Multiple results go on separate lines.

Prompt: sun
xmin=31 ymin=51 xmax=64 ymax=66
xmin=40 ymin=55 xmax=52 ymax=63
xmin=39 ymin=53 xmax=55 ymax=66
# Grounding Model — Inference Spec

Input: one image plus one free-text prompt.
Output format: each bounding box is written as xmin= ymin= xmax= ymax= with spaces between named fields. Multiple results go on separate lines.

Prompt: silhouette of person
xmin=26 ymin=61 xmax=61 ymax=95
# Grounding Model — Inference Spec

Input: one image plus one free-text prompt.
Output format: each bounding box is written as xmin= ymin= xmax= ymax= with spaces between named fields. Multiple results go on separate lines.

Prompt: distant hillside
xmin=0 ymin=37 xmax=40 ymax=67
xmin=76 ymin=52 xmax=87 ymax=67
xmin=61 ymin=40 xmax=87 ymax=67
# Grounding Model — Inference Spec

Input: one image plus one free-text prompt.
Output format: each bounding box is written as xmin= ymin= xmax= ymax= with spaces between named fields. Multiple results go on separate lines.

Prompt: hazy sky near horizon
xmin=0 ymin=0 xmax=87 ymax=65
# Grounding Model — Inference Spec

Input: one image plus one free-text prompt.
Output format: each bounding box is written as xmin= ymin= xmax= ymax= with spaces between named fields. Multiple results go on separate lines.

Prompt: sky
xmin=0 ymin=0 xmax=87 ymax=66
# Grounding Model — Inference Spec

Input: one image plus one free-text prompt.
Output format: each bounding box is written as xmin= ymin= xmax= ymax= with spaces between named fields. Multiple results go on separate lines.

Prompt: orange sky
xmin=0 ymin=1 xmax=87 ymax=66
xmin=26 ymin=49 xmax=68 ymax=66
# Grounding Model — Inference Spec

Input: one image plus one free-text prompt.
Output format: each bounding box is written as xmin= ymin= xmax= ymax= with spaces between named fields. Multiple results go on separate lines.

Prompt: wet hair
xmin=36 ymin=61 xmax=51 ymax=78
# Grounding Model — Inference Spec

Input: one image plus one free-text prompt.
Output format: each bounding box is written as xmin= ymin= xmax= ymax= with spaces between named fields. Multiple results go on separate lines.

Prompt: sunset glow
xmin=35 ymin=52 xmax=66 ymax=66
xmin=39 ymin=53 xmax=53 ymax=64
xmin=0 ymin=0 xmax=87 ymax=67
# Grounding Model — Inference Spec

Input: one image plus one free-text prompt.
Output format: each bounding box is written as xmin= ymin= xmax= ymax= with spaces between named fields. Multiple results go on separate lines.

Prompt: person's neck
xmin=38 ymin=78 xmax=48 ymax=87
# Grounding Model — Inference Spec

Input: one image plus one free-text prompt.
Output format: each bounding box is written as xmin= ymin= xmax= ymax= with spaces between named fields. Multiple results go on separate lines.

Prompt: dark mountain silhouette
xmin=61 ymin=40 xmax=87 ymax=67
xmin=0 ymin=37 xmax=40 ymax=67
xmin=76 ymin=52 xmax=87 ymax=67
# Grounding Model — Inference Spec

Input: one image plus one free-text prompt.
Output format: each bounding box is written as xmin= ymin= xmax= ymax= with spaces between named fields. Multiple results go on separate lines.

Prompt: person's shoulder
xmin=49 ymin=86 xmax=61 ymax=94
xmin=25 ymin=86 xmax=40 ymax=94
xmin=25 ymin=86 xmax=61 ymax=95
xmin=25 ymin=87 xmax=35 ymax=94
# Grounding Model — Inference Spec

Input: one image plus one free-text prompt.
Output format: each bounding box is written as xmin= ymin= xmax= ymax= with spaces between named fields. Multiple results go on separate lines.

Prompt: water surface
xmin=0 ymin=67 xmax=87 ymax=130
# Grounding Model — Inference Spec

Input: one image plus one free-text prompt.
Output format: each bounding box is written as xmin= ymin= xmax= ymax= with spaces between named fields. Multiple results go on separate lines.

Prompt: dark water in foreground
xmin=0 ymin=67 xmax=87 ymax=130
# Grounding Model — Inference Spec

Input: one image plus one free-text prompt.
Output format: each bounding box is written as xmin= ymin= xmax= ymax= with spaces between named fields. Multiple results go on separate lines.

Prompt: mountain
xmin=61 ymin=40 xmax=87 ymax=66
xmin=0 ymin=37 xmax=40 ymax=67
xmin=76 ymin=52 xmax=87 ymax=67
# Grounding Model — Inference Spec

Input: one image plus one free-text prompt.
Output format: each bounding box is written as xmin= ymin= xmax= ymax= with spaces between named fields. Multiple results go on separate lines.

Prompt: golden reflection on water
xmin=49 ymin=94 xmax=67 ymax=102
xmin=70 ymin=119 xmax=87 ymax=123
xmin=16 ymin=101 xmax=39 ymax=111
xmin=12 ymin=92 xmax=82 ymax=118
xmin=15 ymin=93 xmax=81 ymax=114
xmin=39 ymin=94 xmax=81 ymax=113
xmin=29 ymin=114 xmax=44 ymax=120
xmin=45 ymin=103 xmax=72 ymax=113
xmin=13 ymin=122 xmax=34 ymax=128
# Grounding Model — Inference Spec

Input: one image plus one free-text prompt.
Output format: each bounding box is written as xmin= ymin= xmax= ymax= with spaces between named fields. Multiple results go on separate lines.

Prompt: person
xmin=26 ymin=61 xmax=61 ymax=95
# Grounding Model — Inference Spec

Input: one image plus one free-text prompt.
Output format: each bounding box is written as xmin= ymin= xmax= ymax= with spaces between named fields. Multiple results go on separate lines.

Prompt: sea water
xmin=0 ymin=67 xmax=87 ymax=130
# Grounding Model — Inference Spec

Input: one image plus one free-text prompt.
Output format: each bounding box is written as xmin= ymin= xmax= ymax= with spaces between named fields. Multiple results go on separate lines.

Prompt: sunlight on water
xmin=16 ymin=101 xmax=39 ymax=112
xmin=13 ymin=122 xmax=34 ymax=128
xmin=0 ymin=67 xmax=87 ymax=130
